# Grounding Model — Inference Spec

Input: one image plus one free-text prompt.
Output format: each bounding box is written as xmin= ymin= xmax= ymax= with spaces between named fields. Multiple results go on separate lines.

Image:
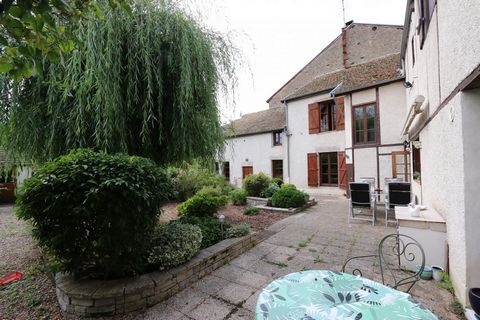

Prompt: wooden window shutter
xmin=338 ymin=152 xmax=347 ymax=189
xmin=335 ymin=97 xmax=345 ymax=130
xmin=308 ymin=103 xmax=320 ymax=134
xmin=307 ymin=153 xmax=319 ymax=187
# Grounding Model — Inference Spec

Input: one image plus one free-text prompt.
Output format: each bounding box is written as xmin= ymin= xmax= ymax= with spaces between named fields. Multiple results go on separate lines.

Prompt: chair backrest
xmin=378 ymin=233 xmax=425 ymax=292
xmin=349 ymin=183 xmax=371 ymax=206
xmin=360 ymin=177 xmax=375 ymax=193
xmin=388 ymin=182 xmax=411 ymax=206
xmin=384 ymin=177 xmax=402 ymax=192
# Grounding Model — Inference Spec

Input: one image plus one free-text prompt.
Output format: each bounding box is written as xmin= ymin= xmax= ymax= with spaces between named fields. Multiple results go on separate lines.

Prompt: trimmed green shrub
xmin=225 ymin=224 xmax=251 ymax=238
xmin=244 ymin=207 xmax=261 ymax=216
xmin=173 ymin=162 xmax=231 ymax=200
xmin=177 ymin=190 xmax=228 ymax=217
xmin=231 ymin=188 xmax=247 ymax=205
xmin=16 ymin=149 xmax=173 ymax=278
xmin=243 ymin=172 xmax=271 ymax=197
xmin=281 ymin=183 xmax=297 ymax=190
xmin=271 ymin=178 xmax=284 ymax=188
xmin=260 ymin=182 xmax=281 ymax=198
xmin=271 ymin=188 xmax=307 ymax=208
xmin=174 ymin=216 xmax=230 ymax=248
xmin=148 ymin=223 xmax=202 ymax=270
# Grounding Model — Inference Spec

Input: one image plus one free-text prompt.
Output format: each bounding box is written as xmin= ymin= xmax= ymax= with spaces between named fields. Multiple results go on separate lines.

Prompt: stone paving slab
xmin=134 ymin=195 xmax=458 ymax=320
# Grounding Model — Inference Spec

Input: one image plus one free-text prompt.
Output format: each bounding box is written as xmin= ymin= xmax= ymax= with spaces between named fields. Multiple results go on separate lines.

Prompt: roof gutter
xmin=400 ymin=0 xmax=414 ymax=61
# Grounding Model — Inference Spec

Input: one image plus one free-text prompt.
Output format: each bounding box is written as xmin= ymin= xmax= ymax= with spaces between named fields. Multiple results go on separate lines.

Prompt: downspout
xmin=283 ymin=100 xmax=291 ymax=183
xmin=329 ymin=82 xmax=344 ymax=99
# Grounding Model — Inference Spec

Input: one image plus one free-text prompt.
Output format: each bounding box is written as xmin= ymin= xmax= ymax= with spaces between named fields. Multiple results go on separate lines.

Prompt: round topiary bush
xmin=177 ymin=189 xmax=228 ymax=217
xmin=243 ymin=172 xmax=271 ymax=197
xmin=224 ymin=224 xmax=250 ymax=238
xmin=244 ymin=207 xmax=260 ymax=216
xmin=16 ymin=149 xmax=173 ymax=279
xmin=148 ymin=223 xmax=202 ymax=270
xmin=174 ymin=216 xmax=230 ymax=248
xmin=271 ymin=187 xmax=307 ymax=208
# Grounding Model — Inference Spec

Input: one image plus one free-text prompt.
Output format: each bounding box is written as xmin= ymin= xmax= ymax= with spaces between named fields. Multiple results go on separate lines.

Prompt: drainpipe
xmin=329 ymin=82 xmax=344 ymax=100
xmin=283 ymin=100 xmax=291 ymax=183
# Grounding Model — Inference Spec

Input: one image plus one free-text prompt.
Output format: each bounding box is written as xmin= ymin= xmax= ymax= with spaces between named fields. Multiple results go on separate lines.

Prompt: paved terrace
xmin=136 ymin=195 xmax=456 ymax=320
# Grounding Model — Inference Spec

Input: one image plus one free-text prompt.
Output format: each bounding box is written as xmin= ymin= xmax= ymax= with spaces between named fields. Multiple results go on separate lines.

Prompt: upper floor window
xmin=419 ymin=0 xmax=436 ymax=47
xmin=353 ymin=103 xmax=378 ymax=145
xmin=273 ymin=131 xmax=282 ymax=146
xmin=308 ymin=97 xmax=345 ymax=134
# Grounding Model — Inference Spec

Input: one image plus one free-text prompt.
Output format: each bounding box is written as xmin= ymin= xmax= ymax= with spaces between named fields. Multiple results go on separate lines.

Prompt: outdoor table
xmin=255 ymin=270 xmax=438 ymax=320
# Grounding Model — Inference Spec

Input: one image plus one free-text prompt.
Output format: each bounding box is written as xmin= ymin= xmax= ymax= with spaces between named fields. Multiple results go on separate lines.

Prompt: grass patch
xmin=450 ymin=298 xmax=465 ymax=317
xmin=313 ymin=255 xmax=324 ymax=264
xmin=264 ymin=260 xmax=288 ymax=268
xmin=298 ymin=240 xmax=308 ymax=248
xmin=437 ymin=274 xmax=455 ymax=294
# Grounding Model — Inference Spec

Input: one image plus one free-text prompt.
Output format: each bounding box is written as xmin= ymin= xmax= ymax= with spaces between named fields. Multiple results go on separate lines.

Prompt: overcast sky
xmin=196 ymin=0 xmax=407 ymax=121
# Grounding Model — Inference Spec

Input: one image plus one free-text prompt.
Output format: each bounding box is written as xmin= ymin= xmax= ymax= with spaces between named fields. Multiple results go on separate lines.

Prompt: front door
xmin=320 ymin=152 xmax=338 ymax=186
xmin=242 ymin=166 xmax=253 ymax=179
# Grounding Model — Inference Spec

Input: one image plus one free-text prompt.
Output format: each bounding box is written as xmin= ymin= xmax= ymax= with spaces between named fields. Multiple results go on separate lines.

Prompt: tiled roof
xmin=285 ymin=53 xmax=403 ymax=101
xmin=267 ymin=23 xmax=404 ymax=108
xmin=225 ymin=107 xmax=285 ymax=137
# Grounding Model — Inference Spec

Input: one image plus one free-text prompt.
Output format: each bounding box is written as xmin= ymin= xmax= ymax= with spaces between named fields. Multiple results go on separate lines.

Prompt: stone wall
xmin=56 ymin=234 xmax=256 ymax=317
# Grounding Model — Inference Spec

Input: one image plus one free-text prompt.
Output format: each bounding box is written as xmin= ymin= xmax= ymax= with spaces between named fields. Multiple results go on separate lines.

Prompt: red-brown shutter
xmin=338 ymin=151 xmax=347 ymax=189
xmin=308 ymin=103 xmax=320 ymax=134
xmin=336 ymin=96 xmax=345 ymax=130
xmin=307 ymin=153 xmax=319 ymax=187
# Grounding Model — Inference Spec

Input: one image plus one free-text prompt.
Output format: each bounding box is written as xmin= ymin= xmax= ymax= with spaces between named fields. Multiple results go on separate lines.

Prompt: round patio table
xmin=255 ymin=270 xmax=438 ymax=320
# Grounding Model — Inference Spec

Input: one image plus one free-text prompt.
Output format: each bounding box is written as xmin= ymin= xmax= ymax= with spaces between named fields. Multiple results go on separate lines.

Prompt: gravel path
xmin=0 ymin=205 xmax=62 ymax=320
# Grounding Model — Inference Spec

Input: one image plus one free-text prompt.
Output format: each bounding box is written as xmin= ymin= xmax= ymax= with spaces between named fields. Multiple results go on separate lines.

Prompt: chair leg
xmin=371 ymin=204 xmax=375 ymax=226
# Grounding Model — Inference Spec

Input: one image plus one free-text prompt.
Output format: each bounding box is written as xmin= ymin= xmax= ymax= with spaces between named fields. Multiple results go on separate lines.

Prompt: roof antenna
xmin=342 ymin=0 xmax=346 ymax=25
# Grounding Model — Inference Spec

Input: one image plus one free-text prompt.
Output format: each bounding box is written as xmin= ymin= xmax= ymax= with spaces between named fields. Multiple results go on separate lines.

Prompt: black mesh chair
xmin=342 ymin=233 xmax=425 ymax=293
xmin=384 ymin=182 xmax=412 ymax=226
xmin=349 ymin=182 xmax=375 ymax=226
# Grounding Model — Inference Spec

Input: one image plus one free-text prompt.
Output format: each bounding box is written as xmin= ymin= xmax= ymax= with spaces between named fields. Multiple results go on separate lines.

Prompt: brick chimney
xmin=342 ymin=20 xmax=353 ymax=69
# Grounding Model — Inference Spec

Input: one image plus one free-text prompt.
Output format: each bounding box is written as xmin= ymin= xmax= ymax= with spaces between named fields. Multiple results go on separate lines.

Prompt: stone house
xmin=223 ymin=23 xmax=409 ymax=192
xmin=401 ymin=0 xmax=480 ymax=306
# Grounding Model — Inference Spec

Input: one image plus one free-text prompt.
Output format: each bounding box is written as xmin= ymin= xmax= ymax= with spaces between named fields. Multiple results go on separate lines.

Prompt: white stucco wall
xmin=461 ymin=88 xmax=480 ymax=302
xmin=224 ymin=133 xmax=285 ymax=187
xmin=378 ymin=82 xmax=407 ymax=144
xmin=286 ymin=93 xmax=345 ymax=189
xmin=403 ymin=0 xmax=480 ymax=304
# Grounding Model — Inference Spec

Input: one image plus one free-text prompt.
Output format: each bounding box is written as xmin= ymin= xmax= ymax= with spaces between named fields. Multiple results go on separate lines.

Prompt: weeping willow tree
xmin=0 ymin=0 xmax=238 ymax=164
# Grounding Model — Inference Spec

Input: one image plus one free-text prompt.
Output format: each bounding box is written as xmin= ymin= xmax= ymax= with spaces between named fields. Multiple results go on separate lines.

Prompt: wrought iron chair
xmin=342 ymin=233 xmax=425 ymax=293
xmin=384 ymin=182 xmax=412 ymax=226
xmin=348 ymin=182 xmax=375 ymax=226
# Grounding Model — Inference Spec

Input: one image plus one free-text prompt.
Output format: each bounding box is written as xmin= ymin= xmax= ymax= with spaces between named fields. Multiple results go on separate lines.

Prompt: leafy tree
xmin=0 ymin=0 xmax=238 ymax=164
xmin=0 ymin=0 xmax=131 ymax=78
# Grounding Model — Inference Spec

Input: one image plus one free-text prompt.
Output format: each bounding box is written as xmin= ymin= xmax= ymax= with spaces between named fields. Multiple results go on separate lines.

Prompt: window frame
xmin=352 ymin=102 xmax=379 ymax=146
xmin=319 ymin=152 xmax=338 ymax=186
xmin=320 ymin=101 xmax=337 ymax=132
xmin=419 ymin=0 xmax=436 ymax=48
xmin=273 ymin=130 xmax=282 ymax=146
xmin=271 ymin=160 xmax=283 ymax=180
xmin=223 ymin=162 xmax=230 ymax=181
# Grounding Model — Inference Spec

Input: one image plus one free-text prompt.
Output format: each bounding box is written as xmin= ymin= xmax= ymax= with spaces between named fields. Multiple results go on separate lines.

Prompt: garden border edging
xmin=55 ymin=234 xmax=256 ymax=317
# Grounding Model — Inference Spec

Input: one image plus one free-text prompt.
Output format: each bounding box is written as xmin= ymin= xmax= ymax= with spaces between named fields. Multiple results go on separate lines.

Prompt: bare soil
xmin=160 ymin=202 xmax=289 ymax=231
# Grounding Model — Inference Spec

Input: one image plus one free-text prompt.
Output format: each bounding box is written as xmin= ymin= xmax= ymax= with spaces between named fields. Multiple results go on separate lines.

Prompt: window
xmin=308 ymin=98 xmax=344 ymax=134
xmin=320 ymin=102 xmax=336 ymax=132
xmin=353 ymin=103 xmax=378 ymax=145
xmin=242 ymin=166 xmax=253 ymax=179
xmin=223 ymin=162 xmax=230 ymax=181
xmin=419 ymin=0 xmax=436 ymax=47
xmin=273 ymin=131 xmax=282 ymax=146
xmin=392 ymin=151 xmax=411 ymax=182
xmin=272 ymin=160 xmax=283 ymax=180
xmin=412 ymin=142 xmax=421 ymax=182
xmin=320 ymin=152 xmax=338 ymax=186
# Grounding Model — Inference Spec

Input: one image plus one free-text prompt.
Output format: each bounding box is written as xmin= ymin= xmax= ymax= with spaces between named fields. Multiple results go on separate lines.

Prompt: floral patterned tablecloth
xmin=255 ymin=270 xmax=438 ymax=320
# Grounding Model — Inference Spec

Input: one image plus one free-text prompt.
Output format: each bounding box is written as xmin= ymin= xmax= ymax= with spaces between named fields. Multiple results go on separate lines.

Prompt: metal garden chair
xmin=384 ymin=182 xmax=412 ymax=226
xmin=342 ymin=233 xmax=425 ymax=293
xmin=348 ymin=182 xmax=375 ymax=226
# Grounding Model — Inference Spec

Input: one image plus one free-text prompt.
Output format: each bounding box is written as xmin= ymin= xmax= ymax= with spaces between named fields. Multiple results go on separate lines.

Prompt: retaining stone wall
xmin=56 ymin=234 xmax=256 ymax=317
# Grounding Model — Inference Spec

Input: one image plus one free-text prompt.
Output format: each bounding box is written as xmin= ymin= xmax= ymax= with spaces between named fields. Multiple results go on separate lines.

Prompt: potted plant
xmin=431 ymin=266 xmax=444 ymax=282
